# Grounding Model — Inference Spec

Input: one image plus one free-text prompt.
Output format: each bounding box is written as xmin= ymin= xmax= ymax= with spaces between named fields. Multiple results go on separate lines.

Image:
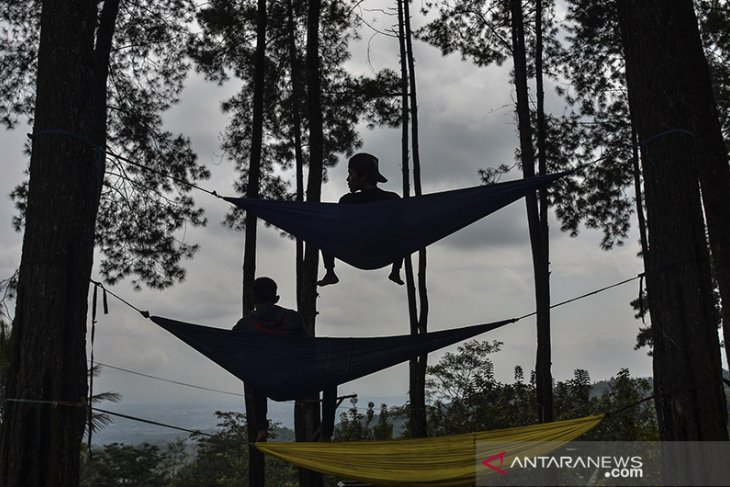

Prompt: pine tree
xmin=1 ymin=0 xmax=210 ymax=290
xmin=0 ymin=1 xmax=101 ymax=483
xmin=618 ymin=2 xmax=728 ymax=478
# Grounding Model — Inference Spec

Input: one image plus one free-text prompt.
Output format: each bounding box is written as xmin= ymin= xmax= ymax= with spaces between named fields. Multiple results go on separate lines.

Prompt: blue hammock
xmin=151 ymin=316 xmax=515 ymax=401
xmin=224 ymin=173 xmax=567 ymax=270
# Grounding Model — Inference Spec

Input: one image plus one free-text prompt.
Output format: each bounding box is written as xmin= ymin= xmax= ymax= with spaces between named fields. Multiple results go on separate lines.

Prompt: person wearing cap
xmin=317 ymin=152 xmax=404 ymax=287
xmin=233 ymin=277 xmax=338 ymax=442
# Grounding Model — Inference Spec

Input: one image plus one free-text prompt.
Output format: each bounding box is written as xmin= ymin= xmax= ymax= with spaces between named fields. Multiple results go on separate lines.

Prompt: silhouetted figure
xmin=318 ymin=152 xmax=404 ymax=287
xmin=234 ymin=277 xmax=337 ymax=441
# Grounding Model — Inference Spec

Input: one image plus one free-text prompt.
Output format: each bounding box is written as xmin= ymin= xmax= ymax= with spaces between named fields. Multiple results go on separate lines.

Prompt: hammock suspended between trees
xmin=224 ymin=172 xmax=568 ymax=270
xmin=151 ymin=316 xmax=515 ymax=401
xmin=256 ymin=415 xmax=604 ymax=487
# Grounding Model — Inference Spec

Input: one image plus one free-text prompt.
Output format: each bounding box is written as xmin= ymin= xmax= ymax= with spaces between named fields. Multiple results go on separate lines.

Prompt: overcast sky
xmin=0 ymin=4 xmax=675 ymax=420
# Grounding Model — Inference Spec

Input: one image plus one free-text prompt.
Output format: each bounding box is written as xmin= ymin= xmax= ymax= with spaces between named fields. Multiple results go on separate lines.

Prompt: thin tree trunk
xmin=86 ymin=0 xmax=120 ymax=457
xmin=0 ymin=1 xmax=99 ymax=485
xmin=287 ymin=0 xmax=306 ymax=303
xmin=509 ymin=0 xmax=552 ymax=423
xmin=397 ymin=0 xmax=423 ymax=438
xmin=618 ymin=0 xmax=728 ymax=481
xmin=630 ymin=124 xmax=651 ymax=291
xmin=403 ymin=0 xmax=429 ymax=438
xmin=243 ymin=1 xmax=267 ymax=485
xmin=90 ymin=0 xmax=119 ymax=200
xmin=297 ymin=0 xmax=324 ymax=485
xmin=533 ymin=0 xmax=553 ymax=424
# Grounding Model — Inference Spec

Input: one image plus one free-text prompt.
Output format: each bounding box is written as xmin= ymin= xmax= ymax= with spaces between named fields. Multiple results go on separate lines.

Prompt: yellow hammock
xmin=256 ymin=414 xmax=603 ymax=486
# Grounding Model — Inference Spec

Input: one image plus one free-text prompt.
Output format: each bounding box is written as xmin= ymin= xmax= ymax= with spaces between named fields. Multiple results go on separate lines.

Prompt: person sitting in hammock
xmin=318 ymin=152 xmax=405 ymax=287
xmin=233 ymin=277 xmax=338 ymax=442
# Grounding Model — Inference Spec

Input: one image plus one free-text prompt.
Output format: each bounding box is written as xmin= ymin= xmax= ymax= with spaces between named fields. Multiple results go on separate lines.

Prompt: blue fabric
xmin=224 ymin=173 xmax=567 ymax=270
xmin=150 ymin=316 xmax=515 ymax=401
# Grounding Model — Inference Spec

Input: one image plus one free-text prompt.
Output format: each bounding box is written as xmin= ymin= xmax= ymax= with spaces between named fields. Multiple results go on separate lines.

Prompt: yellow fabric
xmin=256 ymin=414 xmax=603 ymax=486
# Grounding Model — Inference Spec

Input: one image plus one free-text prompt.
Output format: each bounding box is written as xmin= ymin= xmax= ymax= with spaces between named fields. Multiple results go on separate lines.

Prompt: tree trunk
xmin=509 ymin=0 xmax=553 ymax=423
xmin=533 ymin=0 xmax=553 ymax=423
xmin=243 ymin=1 xmax=267 ymax=485
xmin=0 ymin=1 xmax=100 ymax=485
xmin=618 ymin=2 xmax=728 ymax=480
xmin=396 ymin=0 xmax=425 ymax=438
xmin=90 ymin=0 xmax=119 ymax=194
xmin=296 ymin=0 xmax=324 ymax=485
xmin=405 ymin=0 xmax=429 ymax=438
xmin=287 ymin=0 xmax=306 ymax=303
xmin=665 ymin=0 xmax=730 ymax=377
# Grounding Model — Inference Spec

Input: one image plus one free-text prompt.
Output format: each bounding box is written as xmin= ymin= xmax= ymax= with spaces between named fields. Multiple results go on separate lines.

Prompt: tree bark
xmin=243 ymin=0 xmax=267 ymax=485
xmin=665 ymin=0 xmax=730 ymax=378
xmin=296 ymin=0 xmax=324 ymax=485
xmin=406 ymin=0 xmax=429 ymax=437
xmin=533 ymin=0 xmax=553 ymax=423
xmin=509 ymin=0 xmax=553 ymax=423
xmin=396 ymin=0 xmax=426 ymax=438
xmin=287 ymin=0 xmax=306 ymax=304
xmin=0 ymin=1 xmax=100 ymax=485
xmin=618 ymin=2 xmax=728 ymax=480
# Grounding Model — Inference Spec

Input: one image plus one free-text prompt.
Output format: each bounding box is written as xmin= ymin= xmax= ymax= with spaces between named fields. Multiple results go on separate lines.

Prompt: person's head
xmin=347 ymin=153 xmax=387 ymax=192
xmin=250 ymin=277 xmax=279 ymax=306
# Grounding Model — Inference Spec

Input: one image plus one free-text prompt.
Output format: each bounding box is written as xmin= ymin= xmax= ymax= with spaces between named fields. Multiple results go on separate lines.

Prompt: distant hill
xmin=92 ymin=395 xmax=406 ymax=446
xmin=93 ymin=374 xmax=730 ymax=447
xmin=589 ymin=376 xmax=654 ymax=398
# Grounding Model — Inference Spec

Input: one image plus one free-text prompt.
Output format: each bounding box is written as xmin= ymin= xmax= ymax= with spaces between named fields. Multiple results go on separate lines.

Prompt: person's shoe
xmin=317 ymin=270 xmax=340 ymax=287
xmin=388 ymin=270 xmax=404 ymax=285
xmin=255 ymin=429 xmax=269 ymax=442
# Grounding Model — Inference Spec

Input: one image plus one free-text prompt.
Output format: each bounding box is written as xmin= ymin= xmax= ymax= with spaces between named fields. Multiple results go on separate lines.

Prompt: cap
xmin=348 ymin=152 xmax=387 ymax=183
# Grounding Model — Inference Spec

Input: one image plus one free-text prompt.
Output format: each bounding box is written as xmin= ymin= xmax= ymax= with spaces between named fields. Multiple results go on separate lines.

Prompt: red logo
xmin=482 ymin=450 xmax=507 ymax=475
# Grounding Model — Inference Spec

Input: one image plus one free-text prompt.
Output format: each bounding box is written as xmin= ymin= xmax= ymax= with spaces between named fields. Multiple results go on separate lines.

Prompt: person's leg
xmin=318 ymin=251 xmax=339 ymax=286
xmin=253 ymin=391 xmax=269 ymax=442
xmin=388 ymin=258 xmax=404 ymax=285
xmin=319 ymin=386 xmax=338 ymax=441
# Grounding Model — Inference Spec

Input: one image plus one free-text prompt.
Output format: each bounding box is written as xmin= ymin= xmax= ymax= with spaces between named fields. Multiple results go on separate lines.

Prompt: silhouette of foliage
xmin=1 ymin=0 xmax=210 ymax=289
xmin=334 ymin=399 xmax=394 ymax=441
xmin=189 ymin=0 xmax=401 ymax=229
xmin=424 ymin=339 xmax=658 ymax=440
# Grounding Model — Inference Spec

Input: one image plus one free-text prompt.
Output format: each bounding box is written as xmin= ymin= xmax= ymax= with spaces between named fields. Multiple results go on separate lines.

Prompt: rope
xmin=93 ymin=361 xmax=246 ymax=398
xmin=2 ymin=398 xmax=213 ymax=437
xmin=514 ymin=273 xmax=644 ymax=321
xmin=88 ymin=283 xmax=110 ymax=456
xmin=604 ymin=395 xmax=655 ymax=418
xmin=92 ymin=407 xmax=213 ymax=437
xmin=105 ymin=148 xmax=221 ymax=198
xmin=638 ymin=128 xmax=695 ymax=146
xmin=89 ymin=279 xmax=150 ymax=318
xmin=610 ymin=381 xmax=730 ymax=419
xmin=4 ymin=398 xmax=86 ymax=408
xmin=95 ymin=269 xmax=650 ymax=334
xmin=638 ymin=274 xmax=646 ymax=324
xmin=89 ymin=285 xmax=98 ymax=452
xmin=571 ymin=149 xmax=631 ymax=172
xmin=29 ymin=128 xmax=619 ymax=210
xmin=553 ymin=381 xmax=727 ymax=422
xmin=29 ymin=129 xmax=223 ymax=199
xmin=636 ymin=128 xmax=696 ymax=167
